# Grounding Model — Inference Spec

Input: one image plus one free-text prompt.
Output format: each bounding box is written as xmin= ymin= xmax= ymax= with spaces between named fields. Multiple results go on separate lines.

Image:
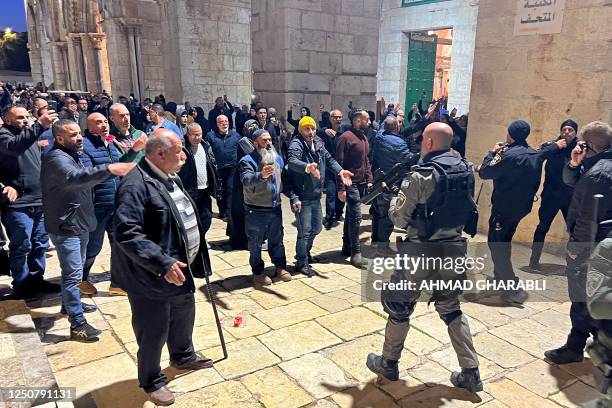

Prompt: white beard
xmin=258 ymin=146 xmax=277 ymax=166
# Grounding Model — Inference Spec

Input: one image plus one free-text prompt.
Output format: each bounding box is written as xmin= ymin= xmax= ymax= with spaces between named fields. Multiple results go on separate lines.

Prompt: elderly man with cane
xmin=287 ymin=116 xmax=353 ymax=276
xmin=111 ymin=128 xmax=226 ymax=406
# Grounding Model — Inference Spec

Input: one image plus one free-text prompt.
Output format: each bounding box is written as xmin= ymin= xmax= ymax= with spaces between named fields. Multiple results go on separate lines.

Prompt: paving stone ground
xmin=0 ymin=199 xmax=604 ymax=408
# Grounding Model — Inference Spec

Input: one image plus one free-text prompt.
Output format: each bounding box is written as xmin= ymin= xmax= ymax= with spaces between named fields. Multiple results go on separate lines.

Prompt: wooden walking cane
xmin=202 ymin=269 xmax=228 ymax=361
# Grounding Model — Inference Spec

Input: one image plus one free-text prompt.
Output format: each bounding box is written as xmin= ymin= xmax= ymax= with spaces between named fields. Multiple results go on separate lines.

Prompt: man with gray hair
xmin=179 ymin=122 xmax=219 ymax=235
xmin=206 ymin=114 xmax=240 ymax=221
xmin=112 ymin=127 xmax=215 ymax=405
xmin=239 ymin=129 xmax=297 ymax=286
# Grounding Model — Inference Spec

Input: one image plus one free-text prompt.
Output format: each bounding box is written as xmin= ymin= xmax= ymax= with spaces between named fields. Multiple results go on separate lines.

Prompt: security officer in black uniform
xmin=366 ymin=122 xmax=483 ymax=393
xmin=583 ymin=231 xmax=612 ymax=408
xmin=530 ymin=119 xmax=578 ymax=268
xmin=545 ymin=121 xmax=612 ymax=365
xmin=479 ymin=120 xmax=562 ymax=304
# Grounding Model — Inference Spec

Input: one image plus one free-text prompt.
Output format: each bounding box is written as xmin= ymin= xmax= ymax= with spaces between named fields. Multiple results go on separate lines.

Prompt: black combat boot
xmin=366 ymin=353 xmax=399 ymax=381
xmin=450 ymin=367 xmax=483 ymax=393
xmin=544 ymin=345 xmax=584 ymax=364
xmin=501 ymin=287 xmax=529 ymax=304
xmin=350 ymin=253 xmax=368 ymax=268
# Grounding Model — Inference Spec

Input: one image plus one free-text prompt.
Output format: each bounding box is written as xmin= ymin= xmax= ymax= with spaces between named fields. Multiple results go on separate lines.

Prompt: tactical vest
xmin=411 ymin=153 xmax=475 ymax=241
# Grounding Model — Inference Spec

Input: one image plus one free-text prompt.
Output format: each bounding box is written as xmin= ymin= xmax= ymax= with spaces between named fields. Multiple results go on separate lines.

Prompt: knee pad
xmin=440 ymin=309 xmax=463 ymax=326
xmin=382 ymin=299 xmax=416 ymax=323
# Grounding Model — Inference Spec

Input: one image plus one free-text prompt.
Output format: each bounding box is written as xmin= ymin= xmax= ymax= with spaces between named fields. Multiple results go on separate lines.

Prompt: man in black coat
xmin=112 ymin=128 xmax=215 ymax=406
xmin=178 ymin=123 xmax=220 ymax=235
xmin=0 ymin=105 xmax=60 ymax=299
xmin=530 ymin=119 xmax=578 ymax=267
xmin=545 ymin=121 xmax=612 ymax=365
xmin=208 ymin=95 xmax=234 ymax=133
xmin=479 ymin=120 xmax=563 ymax=304
xmin=41 ymin=119 xmax=134 ymax=340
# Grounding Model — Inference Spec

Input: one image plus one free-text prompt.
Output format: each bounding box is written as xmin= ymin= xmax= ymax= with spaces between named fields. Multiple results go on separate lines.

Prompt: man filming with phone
xmin=0 ymin=105 xmax=59 ymax=299
xmin=545 ymin=121 xmax=612 ymax=365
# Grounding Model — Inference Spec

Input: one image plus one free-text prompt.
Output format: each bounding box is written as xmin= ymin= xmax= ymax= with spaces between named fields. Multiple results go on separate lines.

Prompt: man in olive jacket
xmin=111 ymin=128 xmax=214 ymax=406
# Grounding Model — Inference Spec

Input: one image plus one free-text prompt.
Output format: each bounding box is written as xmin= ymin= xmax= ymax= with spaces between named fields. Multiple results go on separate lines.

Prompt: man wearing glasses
xmin=59 ymin=98 xmax=77 ymax=120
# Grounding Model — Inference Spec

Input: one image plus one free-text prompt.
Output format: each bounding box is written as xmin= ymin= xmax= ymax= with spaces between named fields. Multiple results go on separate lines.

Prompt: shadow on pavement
xmin=519 ymin=263 xmax=566 ymax=276
xmin=322 ymin=379 xmax=483 ymax=407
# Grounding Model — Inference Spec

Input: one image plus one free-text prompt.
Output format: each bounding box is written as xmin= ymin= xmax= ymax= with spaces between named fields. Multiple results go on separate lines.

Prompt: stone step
xmin=0 ymin=300 xmax=74 ymax=408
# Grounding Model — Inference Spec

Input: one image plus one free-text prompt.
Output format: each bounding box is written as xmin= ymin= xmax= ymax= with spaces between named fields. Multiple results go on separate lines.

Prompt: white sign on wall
xmin=514 ymin=0 xmax=566 ymax=36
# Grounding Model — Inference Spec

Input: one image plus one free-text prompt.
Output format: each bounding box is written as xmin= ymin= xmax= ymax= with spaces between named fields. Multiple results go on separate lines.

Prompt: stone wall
xmin=377 ymin=0 xmax=478 ymax=115
xmin=252 ymin=0 xmax=381 ymax=125
xmin=467 ymin=0 xmax=612 ymax=244
xmin=174 ymin=0 xmax=253 ymax=111
xmin=30 ymin=0 xmax=252 ymax=110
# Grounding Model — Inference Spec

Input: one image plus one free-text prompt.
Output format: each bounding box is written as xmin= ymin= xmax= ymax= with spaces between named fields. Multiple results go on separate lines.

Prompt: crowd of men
xmin=0 ymin=81 xmax=611 ymax=406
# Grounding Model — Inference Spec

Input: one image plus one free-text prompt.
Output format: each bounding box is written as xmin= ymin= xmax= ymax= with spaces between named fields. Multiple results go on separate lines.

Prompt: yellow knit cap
xmin=298 ymin=116 xmax=317 ymax=130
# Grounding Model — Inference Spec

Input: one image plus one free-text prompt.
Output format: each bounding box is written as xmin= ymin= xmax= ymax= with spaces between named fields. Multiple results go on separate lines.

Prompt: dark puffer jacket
xmin=205 ymin=129 xmax=241 ymax=169
xmin=80 ymin=130 xmax=123 ymax=208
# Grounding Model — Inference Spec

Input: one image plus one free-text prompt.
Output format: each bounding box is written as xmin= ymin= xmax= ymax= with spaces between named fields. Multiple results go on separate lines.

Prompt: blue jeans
xmin=50 ymin=233 xmax=89 ymax=327
xmin=325 ymin=176 xmax=344 ymax=222
xmin=295 ymin=199 xmax=322 ymax=267
xmin=83 ymin=206 xmax=114 ymax=282
xmin=1 ymin=206 xmax=49 ymax=291
xmin=245 ymin=205 xmax=286 ymax=275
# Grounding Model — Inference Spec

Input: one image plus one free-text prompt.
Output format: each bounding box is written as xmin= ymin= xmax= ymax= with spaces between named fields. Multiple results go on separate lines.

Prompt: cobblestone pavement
xmin=0 ymin=199 xmax=603 ymax=408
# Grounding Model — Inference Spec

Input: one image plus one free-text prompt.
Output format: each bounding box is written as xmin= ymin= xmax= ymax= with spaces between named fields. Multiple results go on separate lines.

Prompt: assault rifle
xmin=361 ymin=160 xmax=416 ymax=205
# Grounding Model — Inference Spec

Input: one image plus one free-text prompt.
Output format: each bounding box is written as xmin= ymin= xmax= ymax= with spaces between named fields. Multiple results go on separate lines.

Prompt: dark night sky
xmin=1 ymin=1 xmax=27 ymax=33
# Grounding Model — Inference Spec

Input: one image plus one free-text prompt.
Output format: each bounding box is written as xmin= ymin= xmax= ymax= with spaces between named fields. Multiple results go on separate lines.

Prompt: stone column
xmin=71 ymin=35 xmax=87 ymax=90
xmin=50 ymin=42 xmax=68 ymax=90
xmin=60 ymin=44 xmax=71 ymax=90
xmin=124 ymin=25 xmax=141 ymax=100
xmin=89 ymin=34 xmax=107 ymax=93
xmin=133 ymin=27 xmax=145 ymax=103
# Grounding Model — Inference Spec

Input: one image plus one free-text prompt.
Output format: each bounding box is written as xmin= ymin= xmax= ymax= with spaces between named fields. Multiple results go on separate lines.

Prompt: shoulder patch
xmin=394 ymin=191 xmax=407 ymax=209
xmin=586 ymin=270 xmax=605 ymax=298
xmin=489 ymin=152 xmax=503 ymax=166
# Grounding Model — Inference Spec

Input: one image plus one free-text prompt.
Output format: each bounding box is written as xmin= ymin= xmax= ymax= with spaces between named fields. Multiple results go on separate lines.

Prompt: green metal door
xmin=405 ymin=33 xmax=437 ymax=110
